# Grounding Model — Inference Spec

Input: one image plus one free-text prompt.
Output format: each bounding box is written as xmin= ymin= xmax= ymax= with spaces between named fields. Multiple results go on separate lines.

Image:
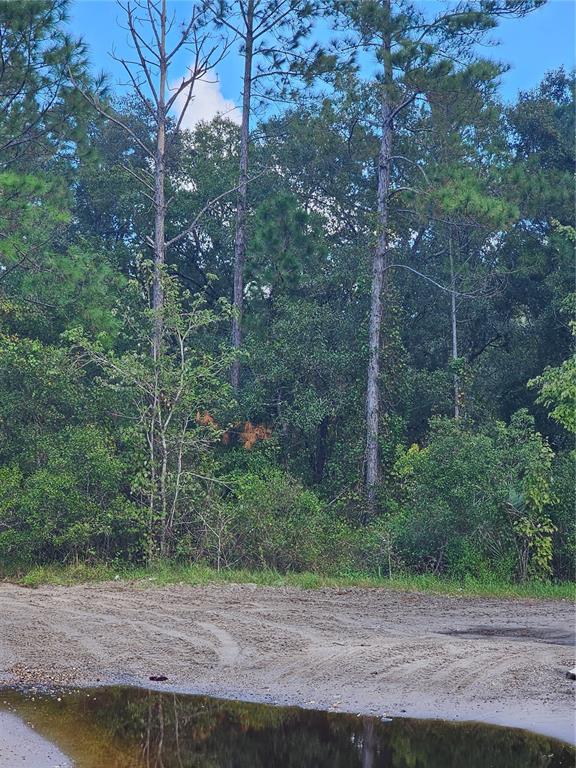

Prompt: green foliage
xmin=389 ymin=412 xmax=557 ymax=580
xmin=432 ymin=165 xmax=518 ymax=227
xmin=0 ymin=0 xmax=86 ymax=165
xmin=8 ymin=562 xmax=575 ymax=601
xmin=248 ymin=193 xmax=326 ymax=293
xmin=0 ymin=426 xmax=145 ymax=565
xmin=0 ymin=0 xmax=572 ymax=587
xmin=529 ymin=311 xmax=576 ymax=435
xmin=224 ymin=467 xmax=334 ymax=571
xmin=391 ymin=419 xmax=508 ymax=576
xmin=548 ymin=452 xmax=576 ymax=580
xmin=244 ymin=289 xmax=367 ymax=492
xmin=66 ymin=270 xmax=234 ymax=560
xmin=0 ymin=326 xmax=144 ymax=567
xmin=0 ymin=334 xmax=88 ymax=464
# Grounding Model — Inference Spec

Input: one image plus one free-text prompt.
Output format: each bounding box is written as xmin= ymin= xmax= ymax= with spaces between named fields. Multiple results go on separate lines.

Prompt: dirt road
xmin=0 ymin=582 xmax=574 ymax=743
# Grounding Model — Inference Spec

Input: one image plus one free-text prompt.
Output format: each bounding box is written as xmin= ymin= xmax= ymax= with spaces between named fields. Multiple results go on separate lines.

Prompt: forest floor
xmin=0 ymin=581 xmax=574 ymax=753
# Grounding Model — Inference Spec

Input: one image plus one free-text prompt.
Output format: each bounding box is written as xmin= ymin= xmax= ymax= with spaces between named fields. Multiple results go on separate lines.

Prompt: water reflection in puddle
xmin=1 ymin=686 xmax=573 ymax=767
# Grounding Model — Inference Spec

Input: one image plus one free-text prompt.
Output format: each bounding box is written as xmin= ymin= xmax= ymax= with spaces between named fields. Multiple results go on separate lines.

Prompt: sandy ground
xmin=0 ymin=581 xmax=574 ymax=755
xmin=0 ymin=710 xmax=71 ymax=767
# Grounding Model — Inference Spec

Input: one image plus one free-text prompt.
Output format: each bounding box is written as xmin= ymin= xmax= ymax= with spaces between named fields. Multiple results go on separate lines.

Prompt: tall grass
xmin=3 ymin=562 xmax=574 ymax=600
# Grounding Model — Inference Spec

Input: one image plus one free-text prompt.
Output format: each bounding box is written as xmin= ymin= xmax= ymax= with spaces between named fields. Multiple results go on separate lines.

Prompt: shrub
xmin=390 ymin=412 xmax=558 ymax=581
xmin=0 ymin=425 xmax=145 ymax=565
xmin=549 ymin=452 xmax=576 ymax=580
xmin=228 ymin=468 xmax=330 ymax=571
xmin=187 ymin=464 xmax=365 ymax=574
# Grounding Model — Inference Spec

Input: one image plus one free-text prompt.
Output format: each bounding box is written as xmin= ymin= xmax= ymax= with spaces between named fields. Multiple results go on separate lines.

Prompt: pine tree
xmin=331 ymin=0 xmax=543 ymax=511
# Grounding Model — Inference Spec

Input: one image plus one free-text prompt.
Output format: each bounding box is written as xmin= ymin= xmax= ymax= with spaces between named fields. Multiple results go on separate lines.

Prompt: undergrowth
xmin=3 ymin=562 xmax=574 ymax=600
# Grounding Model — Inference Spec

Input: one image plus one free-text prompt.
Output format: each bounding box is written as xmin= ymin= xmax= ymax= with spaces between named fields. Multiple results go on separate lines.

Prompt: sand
xmin=0 ymin=709 xmax=72 ymax=767
xmin=0 ymin=581 xmax=574 ymax=753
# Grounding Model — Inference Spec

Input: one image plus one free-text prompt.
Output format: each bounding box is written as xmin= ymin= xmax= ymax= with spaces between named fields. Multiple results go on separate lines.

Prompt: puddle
xmin=441 ymin=626 xmax=576 ymax=646
xmin=0 ymin=686 xmax=574 ymax=767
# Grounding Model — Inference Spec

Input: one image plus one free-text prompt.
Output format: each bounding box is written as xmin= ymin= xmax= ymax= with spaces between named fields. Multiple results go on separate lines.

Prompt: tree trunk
xmin=152 ymin=0 xmax=167 ymax=362
xmin=231 ymin=0 xmax=254 ymax=392
xmin=313 ymin=415 xmax=330 ymax=483
xmin=449 ymin=232 xmax=460 ymax=418
xmin=365 ymin=4 xmax=392 ymax=513
xmin=150 ymin=0 xmax=167 ymax=557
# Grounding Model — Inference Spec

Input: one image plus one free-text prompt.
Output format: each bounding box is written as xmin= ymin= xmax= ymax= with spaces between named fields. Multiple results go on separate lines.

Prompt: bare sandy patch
xmin=0 ymin=710 xmax=72 ymax=767
xmin=0 ymin=582 xmax=574 ymax=743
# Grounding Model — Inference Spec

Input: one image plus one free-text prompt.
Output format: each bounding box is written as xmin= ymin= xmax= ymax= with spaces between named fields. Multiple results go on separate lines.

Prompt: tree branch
xmin=164 ymin=169 xmax=268 ymax=249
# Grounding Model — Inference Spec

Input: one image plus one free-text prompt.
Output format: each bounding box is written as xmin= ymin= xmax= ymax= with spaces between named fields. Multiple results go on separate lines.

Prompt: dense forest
xmin=0 ymin=0 xmax=574 ymax=583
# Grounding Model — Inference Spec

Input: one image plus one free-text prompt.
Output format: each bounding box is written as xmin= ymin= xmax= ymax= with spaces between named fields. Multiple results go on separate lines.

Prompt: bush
xmin=389 ymin=412 xmax=559 ymax=581
xmin=227 ymin=468 xmax=332 ymax=571
xmin=391 ymin=419 xmax=508 ymax=576
xmin=549 ymin=452 xmax=576 ymax=580
xmin=0 ymin=425 xmax=145 ymax=565
xmin=187 ymin=464 xmax=366 ymax=574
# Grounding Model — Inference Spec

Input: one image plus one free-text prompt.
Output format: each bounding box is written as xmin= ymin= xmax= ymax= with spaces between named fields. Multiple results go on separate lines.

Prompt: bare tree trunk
xmin=231 ymin=0 xmax=254 ymax=392
xmin=150 ymin=0 xmax=167 ymax=557
xmin=365 ymin=2 xmax=392 ymax=513
xmin=449 ymin=232 xmax=460 ymax=418
xmin=71 ymin=0 xmax=229 ymax=561
xmin=147 ymin=417 xmax=156 ymax=564
xmin=159 ymin=425 xmax=169 ymax=555
xmin=152 ymin=0 xmax=167 ymax=362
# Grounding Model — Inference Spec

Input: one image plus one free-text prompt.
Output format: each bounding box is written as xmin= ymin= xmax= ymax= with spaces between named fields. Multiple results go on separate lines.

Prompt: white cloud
xmin=172 ymin=76 xmax=240 ymax=130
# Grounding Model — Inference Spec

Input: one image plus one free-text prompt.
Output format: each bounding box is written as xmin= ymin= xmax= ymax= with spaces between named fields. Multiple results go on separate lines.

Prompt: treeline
xmin=0 ymin=0 xmax=574 ymax=582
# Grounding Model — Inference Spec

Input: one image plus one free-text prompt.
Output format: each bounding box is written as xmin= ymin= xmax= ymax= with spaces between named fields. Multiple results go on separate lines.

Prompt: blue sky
xmin=68 ymin=0 xmax=575 ymax=125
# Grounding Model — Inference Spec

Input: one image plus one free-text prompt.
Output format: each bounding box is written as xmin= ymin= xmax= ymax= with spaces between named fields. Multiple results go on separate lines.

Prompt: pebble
xmin=7 ymin=663 xmax=80 ymax=687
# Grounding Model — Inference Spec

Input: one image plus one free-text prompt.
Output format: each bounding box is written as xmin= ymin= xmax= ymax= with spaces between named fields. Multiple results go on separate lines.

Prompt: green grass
xmin=3 ymin=562 xmax=574 ymax=600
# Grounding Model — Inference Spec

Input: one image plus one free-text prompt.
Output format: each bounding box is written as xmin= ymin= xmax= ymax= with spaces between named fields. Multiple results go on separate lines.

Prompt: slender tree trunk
xmin=152 ymin=1 xmax=167 ymax=362
xmin=159 ymin=426 xmax=169 ymax=555
xmin=365 ymin=3 xmax=392 ymax=512
xmin=147 ymin=419 xmax=156 ymax=564
xmin=152 ymin=141 xmax=166 ymax=360
xmin=449 ymin=232 xmax=460 ymax=418
xmin=313 ymin=415 xmax=330 ymax=483
xmin=150 ymin=0 xmax=167 ymax=556
xmin=231 ymin=0 xmax=254 ymax=391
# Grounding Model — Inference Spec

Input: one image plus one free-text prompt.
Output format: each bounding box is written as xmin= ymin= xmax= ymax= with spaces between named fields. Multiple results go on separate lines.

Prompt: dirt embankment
xmin=0 ymin=582 xmax=574 ymax=743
